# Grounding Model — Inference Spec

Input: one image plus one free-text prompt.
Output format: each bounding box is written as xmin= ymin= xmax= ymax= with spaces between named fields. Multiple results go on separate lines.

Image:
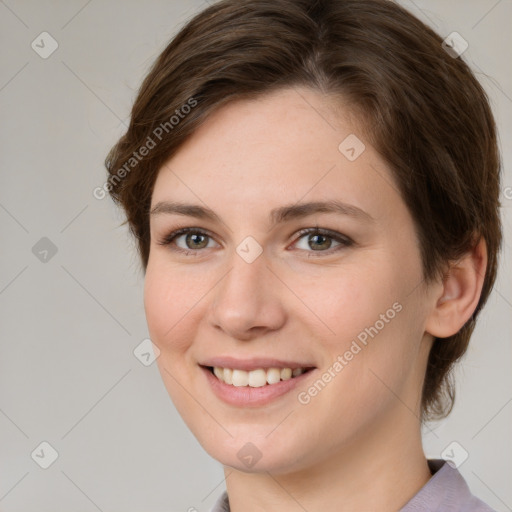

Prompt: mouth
xmin=200 ymin=364 xmax=316 ymax=406
xmin=198 ymin=356 xmax=317 ymax=406
xmin=202 ymin=365 xmax=316 ymax=387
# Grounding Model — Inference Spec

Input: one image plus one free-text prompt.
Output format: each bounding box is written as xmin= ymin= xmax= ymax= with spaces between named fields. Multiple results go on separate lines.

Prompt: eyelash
xmin=156 ymin=225 xmax=354 ymax=258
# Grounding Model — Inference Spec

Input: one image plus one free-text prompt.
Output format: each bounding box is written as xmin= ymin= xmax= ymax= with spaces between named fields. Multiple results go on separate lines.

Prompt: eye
xmin=292 ymin=227 xmax=353 ymax=257
xmin=157 ymin=227 xmax=219 ymax=256
xmin=157 ymin=226 xmax=353 ymax=257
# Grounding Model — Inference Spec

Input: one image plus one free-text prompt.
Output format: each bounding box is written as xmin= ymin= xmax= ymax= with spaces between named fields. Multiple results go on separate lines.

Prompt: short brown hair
xmin=104 ymin=0 xmax=502 ymax=423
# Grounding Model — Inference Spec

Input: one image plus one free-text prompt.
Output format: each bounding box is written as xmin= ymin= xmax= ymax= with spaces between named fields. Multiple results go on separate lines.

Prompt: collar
xmin=209 ymin=459 xmax=496 ymax=512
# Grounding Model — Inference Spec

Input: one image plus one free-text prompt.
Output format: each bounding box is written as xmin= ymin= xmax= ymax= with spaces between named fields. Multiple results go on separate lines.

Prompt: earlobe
xmin=425 ymin=237 xmax=487 ymax=338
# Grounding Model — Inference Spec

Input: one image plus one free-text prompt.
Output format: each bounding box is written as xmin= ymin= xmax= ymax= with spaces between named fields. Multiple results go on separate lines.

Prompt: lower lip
xmin=201 ymin=366 xmax=315 ymax=407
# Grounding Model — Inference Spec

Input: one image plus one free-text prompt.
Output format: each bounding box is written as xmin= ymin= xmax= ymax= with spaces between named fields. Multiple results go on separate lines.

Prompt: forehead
xmin=150 ymin=87 xmax=402 ymax=226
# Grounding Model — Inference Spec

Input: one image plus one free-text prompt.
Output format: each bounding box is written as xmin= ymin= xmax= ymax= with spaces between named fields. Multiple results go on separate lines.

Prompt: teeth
xmin=232 ymin=369 xmax=249 ymax=387
xmin=211 ymin=366 xmax=309 ymax=386
xmin=280 ymin=368 xmax=292 ymax=380
xmin=267 ymin=368 xmax=281 ymax=384
xmin=248 ymin=369 xmax=267 ymax=387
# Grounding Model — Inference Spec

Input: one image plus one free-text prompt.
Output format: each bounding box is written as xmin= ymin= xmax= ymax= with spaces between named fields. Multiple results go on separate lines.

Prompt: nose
xmin=208 ymin=249 xmax=287 ymax=341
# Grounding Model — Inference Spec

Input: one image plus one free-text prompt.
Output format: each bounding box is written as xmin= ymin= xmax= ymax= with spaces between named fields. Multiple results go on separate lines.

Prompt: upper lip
xmin=199 ymin=356 xmax=316 ymax=372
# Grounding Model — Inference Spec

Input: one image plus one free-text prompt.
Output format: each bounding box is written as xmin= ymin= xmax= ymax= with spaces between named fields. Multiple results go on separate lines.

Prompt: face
xmin=144 ymin=87 xmax=436 ymax=474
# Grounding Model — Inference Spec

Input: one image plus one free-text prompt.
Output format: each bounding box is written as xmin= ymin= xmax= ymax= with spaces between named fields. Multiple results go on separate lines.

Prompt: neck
xmin=223 ymin=407 xmax=432 ymax=512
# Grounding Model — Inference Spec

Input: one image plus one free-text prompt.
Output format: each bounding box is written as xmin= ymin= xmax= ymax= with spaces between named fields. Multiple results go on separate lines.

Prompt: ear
xmin=425 ymin=237 xmax=488 ymax=339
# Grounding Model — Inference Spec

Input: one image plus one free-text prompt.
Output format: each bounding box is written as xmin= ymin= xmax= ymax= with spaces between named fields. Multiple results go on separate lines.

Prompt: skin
xmin=144 ymin=87 xmax=487 ymax=511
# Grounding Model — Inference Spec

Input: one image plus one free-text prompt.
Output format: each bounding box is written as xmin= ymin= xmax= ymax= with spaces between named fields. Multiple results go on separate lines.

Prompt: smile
xmin=209 ymin=366 xmax=314 ymax=387
xmin=200 ymin=364 xmax=317 ymax=407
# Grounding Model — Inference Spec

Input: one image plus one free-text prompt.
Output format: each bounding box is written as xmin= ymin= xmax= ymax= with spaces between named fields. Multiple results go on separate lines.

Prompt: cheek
xmin=143 ymin=262 xmax=204 ymax=413
xmin=291 ymin=259 xmax=400 ymax=348
xmin=295 ymin=257 xmax=420 ymax=401
xmin=143 ymin=261 xmax=203 ymax=354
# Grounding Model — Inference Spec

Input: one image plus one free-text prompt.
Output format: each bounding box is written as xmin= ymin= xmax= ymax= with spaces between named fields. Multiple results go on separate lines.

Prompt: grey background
xmin=0 ymin=1 xmax=510 ymax=511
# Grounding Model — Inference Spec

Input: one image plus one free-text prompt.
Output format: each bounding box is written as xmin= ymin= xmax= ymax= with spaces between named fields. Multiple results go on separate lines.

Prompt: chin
xmin=196 ymin=430 xmax=315 ymax=475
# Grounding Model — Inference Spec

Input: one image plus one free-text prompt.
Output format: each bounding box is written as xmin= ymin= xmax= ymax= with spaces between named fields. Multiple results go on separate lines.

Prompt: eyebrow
xmin=150 ymin=199 xmax=375 ymax=226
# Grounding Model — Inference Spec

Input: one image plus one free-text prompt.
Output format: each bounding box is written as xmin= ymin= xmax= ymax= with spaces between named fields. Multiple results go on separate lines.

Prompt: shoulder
xmin=400 ymin=459 xmax=497 ymax=512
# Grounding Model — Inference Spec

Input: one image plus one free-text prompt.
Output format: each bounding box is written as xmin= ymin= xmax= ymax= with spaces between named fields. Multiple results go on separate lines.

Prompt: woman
xmin=104 ymin=0 xmax=502 ymax=510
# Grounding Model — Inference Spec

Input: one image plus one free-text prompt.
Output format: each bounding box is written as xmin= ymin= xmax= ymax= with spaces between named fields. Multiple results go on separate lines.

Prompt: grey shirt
xmin=208 ymin=459 xmax=496 ymax=511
